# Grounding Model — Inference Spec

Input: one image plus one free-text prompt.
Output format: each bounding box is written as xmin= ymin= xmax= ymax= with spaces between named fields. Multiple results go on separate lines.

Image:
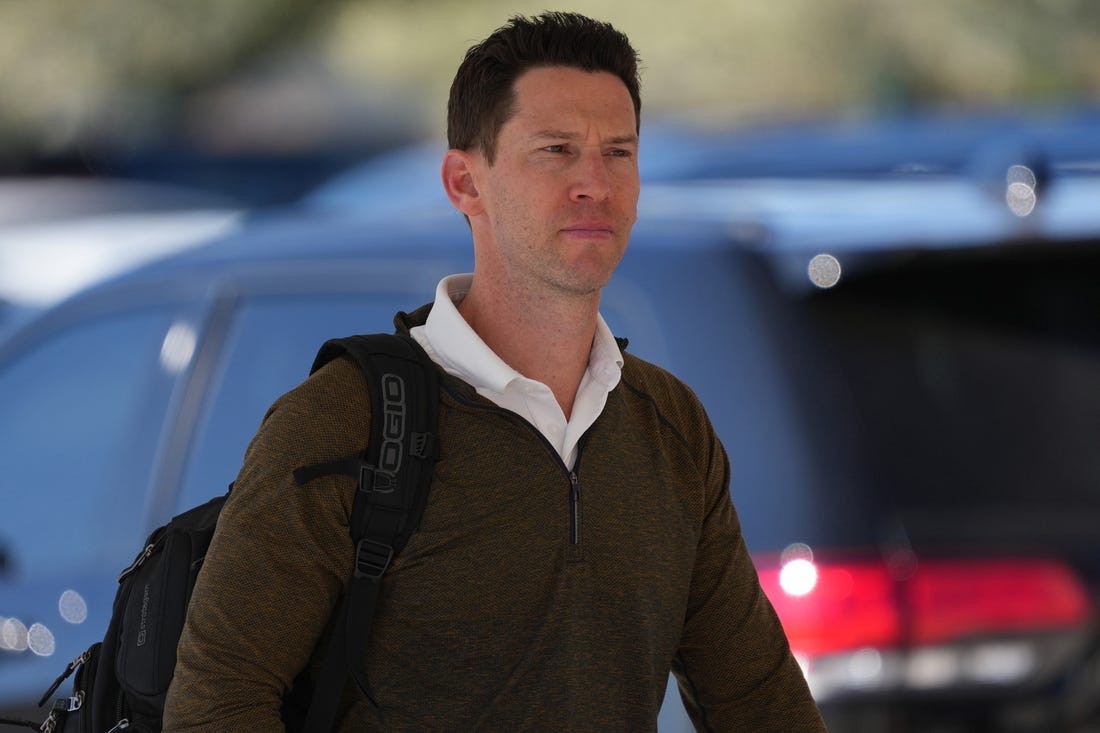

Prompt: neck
xmin=458 ymin=278 xmax=599 ymax=419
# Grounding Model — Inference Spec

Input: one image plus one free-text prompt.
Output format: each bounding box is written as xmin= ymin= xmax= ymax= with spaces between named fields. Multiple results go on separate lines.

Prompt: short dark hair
xmin=447 ymin=12 xmax=641 ymax=164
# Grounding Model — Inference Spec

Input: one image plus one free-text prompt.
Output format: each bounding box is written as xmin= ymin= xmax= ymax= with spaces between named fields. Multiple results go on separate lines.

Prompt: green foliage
xmin=1 ymin=0 xmax=1097 ymax=158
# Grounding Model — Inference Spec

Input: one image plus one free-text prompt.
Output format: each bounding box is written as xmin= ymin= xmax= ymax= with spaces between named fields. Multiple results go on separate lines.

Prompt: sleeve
xmin=672 ymin=425 xmax=828 ymax=732
xmin=162 ymin=357 xmax=369 ymax=732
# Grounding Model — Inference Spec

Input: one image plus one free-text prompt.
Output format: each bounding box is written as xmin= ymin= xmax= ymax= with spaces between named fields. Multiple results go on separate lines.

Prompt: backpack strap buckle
xmin=354 ymin=538 xmax=394 ymax=580
xmin=358 ymin=464 xmax=397 ymax=494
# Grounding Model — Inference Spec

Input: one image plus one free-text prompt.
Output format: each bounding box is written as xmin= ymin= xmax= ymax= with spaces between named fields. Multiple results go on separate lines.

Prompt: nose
xmin=570 ymin=150 xmax=612 ymax=203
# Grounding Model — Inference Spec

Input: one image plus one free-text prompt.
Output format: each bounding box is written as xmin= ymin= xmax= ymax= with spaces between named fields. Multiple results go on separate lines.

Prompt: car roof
xmin=646 ymin=108 xmax=1100 ymax=181
xmin=52 ymin=168 xmax=1096 ymax=318
xmin=643 ymin=175 xmax=1100 ymax=247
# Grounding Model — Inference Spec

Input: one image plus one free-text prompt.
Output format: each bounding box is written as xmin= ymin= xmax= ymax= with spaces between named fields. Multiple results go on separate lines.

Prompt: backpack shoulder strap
xmin=293 ymin=332 xmax=439 ymax=733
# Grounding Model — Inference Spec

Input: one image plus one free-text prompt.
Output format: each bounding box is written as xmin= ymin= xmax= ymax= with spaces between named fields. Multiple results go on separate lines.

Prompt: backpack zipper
xmin=117 ymin=536 xmax=161 ymax=583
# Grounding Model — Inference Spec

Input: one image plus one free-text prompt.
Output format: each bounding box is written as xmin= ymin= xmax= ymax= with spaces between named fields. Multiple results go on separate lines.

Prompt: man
xmin=164 ymin=12 xmax=825 ymax=732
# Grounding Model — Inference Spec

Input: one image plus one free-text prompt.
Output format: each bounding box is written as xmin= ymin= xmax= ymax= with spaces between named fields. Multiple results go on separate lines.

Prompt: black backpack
xmin=3 ymin=332 xmax=439 ymax=733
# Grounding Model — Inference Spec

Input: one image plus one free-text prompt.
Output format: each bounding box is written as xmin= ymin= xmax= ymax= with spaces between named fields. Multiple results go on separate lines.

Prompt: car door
xmin=0 ymin=301 xmax=190 ymax=705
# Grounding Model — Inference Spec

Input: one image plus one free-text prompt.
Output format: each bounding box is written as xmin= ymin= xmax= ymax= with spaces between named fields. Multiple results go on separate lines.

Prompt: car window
xmin=801 ymin=247 xmax=1100 ymax=544
xmin=0 ymin=308 xmax=178 ymax=579
xmin=174 ymin=295 xmax=407 ymax=512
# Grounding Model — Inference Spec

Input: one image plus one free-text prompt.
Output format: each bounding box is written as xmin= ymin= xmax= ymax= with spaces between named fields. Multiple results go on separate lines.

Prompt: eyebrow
xmin=532 ymin=130 xmax=639 ymax=146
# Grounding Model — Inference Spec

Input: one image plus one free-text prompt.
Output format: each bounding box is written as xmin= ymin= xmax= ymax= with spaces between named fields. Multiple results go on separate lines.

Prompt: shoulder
xmin=618 ymin=352 xmax=712 ymax=442
xmin=243 ymin=355 xmax=372 ymax=472
xmin=615 ymin=352 xmax=731 ymax=518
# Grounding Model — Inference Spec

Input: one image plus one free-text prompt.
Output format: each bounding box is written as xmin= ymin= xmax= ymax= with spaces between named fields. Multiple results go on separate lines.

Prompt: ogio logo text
xmin=379 ymin=373 xmax=406 ymax=474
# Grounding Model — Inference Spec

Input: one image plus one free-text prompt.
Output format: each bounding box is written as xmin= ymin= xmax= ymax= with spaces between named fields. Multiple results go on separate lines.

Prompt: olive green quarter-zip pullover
xmin=164 ymin=313 xmax=825 ymax=732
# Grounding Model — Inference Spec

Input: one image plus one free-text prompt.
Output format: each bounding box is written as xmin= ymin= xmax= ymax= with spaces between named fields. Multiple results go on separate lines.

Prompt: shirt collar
xmin=423 ymin=274 xmax=623 ymax=395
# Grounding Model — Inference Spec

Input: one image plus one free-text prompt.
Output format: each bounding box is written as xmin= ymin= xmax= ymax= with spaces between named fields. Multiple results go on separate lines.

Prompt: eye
xmin=543 ymin=144 xmax=567 ymax=153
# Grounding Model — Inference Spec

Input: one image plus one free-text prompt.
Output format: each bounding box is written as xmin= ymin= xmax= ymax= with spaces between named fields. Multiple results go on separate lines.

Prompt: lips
xmin=560 ymin=221 xmax=615 ymax=238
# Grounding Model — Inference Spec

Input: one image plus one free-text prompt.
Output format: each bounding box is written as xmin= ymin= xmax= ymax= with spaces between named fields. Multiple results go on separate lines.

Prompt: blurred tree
xmin=320 ymin=0 xmax=1100 ymax=128
xmin=0 ymin=0 xmax=339 ymax=165
xmin=0 ymin=0 xmax=1097 ymax=169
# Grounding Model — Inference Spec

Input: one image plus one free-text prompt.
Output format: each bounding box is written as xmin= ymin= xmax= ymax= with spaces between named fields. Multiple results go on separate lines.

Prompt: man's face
xmin=472 ymin=66 xmax=640 ymax=299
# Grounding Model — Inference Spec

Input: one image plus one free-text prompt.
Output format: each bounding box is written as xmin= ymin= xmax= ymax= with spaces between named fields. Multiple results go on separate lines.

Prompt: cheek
xmin=492 ymin=171 xmax=552 ymax=211
xmin=616 ymin=171 xmax=640 ymax=203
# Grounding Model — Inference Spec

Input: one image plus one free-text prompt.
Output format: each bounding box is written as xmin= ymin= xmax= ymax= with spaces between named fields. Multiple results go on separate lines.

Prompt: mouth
xmin=560 ymin=223 xmax=615 ymax=239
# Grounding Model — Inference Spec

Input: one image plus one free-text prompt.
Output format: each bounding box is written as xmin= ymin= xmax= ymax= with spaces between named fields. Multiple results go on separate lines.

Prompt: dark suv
xmin=3 ymin=117 xmax=1100 ymax=731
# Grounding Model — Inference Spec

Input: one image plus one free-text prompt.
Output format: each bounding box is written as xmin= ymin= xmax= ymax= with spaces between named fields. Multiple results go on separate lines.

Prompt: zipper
xmin=444 ymin=383 xmax=587 ymax=554
xmin=37 ymin=646 xmax=92 ymax=707
xmin=569 ymin=471 xmax=582 ymax=546
xmin=117 ymin=543 xmax=154 ymax=583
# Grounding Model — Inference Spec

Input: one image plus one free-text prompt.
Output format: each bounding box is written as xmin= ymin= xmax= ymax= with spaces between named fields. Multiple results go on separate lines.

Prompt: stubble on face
xmin=488 ymin=183 xmax=630 ymax=299
xmin=476 ymin=67 xmax=640 ymax=303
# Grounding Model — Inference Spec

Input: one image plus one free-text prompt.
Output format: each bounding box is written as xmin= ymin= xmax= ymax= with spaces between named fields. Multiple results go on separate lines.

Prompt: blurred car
xmin=2 ymin=115 xmax=1100 ymax=731
xmin=0 ymin=177 xmax=244 ymax=311
xmin=0 ymin=297 xmax=36 ymax=343
xmin=0 ymin=176 xmax=238 ymax=228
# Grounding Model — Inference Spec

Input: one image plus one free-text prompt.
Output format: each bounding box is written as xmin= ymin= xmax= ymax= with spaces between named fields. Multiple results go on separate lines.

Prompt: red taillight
xmin=908 ymin=558 xmax=1091 ymax=645
xmin=756 ymin=552 xmax=1093 ymax=657
xmin=758 ymin=560 xmax=898 ymax=657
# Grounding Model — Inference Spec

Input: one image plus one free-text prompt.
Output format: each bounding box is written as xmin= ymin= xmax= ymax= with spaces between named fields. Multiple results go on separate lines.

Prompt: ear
xmin=441 ymin=149 xmax=485 ymax=217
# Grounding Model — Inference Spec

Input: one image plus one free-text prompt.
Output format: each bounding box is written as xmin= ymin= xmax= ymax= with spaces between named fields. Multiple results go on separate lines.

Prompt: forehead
xmin=506 ymin=66 xmax=637 ymax=134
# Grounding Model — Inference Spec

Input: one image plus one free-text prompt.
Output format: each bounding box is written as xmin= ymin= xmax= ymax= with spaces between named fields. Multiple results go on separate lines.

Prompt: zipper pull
xmin=117 ymin=542 xmax=156 ymax=583
xmin=37 ymin=647 xmax=92 ymax=707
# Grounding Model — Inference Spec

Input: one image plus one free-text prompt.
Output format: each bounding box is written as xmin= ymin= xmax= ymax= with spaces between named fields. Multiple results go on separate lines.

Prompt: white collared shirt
xmin=408 ymin=274 xmax=623 ymax=469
